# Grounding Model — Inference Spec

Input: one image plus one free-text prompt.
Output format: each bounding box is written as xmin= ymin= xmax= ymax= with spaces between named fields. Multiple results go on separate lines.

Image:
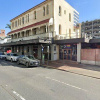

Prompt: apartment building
xmin=6 ymin=0 xmax=80 ymax=61
xmin=81 ymin=19 xmax=100 ymax=38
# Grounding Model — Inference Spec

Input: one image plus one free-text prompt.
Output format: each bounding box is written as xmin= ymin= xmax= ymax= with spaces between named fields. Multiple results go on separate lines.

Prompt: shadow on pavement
xmin=43 ymin=60 xmax=100 ymax=72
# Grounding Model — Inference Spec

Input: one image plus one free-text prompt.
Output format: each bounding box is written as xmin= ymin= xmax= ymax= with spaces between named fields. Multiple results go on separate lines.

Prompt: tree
xmin=5 ymin=24 xmax=11 ymax=29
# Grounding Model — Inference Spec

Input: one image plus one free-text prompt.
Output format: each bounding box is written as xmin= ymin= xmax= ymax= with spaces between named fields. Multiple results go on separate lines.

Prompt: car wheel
xmin=11 ymin=59 xmax=13 ymax=62
xmin=26 ymin=62 xmax=29 ymax=67
xmin=17 ymin=60 xmax=20 ymax=65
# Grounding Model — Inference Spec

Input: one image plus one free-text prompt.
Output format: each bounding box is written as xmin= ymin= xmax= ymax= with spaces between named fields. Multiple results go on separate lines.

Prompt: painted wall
xmin=11 ymin=0 xmax=53 ymax=31
xmin=54 ymin=0 xmax=79 ymax=38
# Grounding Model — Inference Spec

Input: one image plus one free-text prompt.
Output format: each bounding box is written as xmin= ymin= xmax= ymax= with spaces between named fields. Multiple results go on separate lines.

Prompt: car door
xmin=21 ymin=57 xmax=27 ymax=65
xmin=19 ymin=56 xmax=24 ymax=64
xmin=8 ymin=54 xmax=11 ymax=60
xmin=6 ymin=54 xmax=10 ymax=60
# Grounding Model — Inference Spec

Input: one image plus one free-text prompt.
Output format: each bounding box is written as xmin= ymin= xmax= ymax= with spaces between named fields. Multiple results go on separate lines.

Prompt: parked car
xmin=5 ymin=53 xmax=19 ymax=62
xmin=0 ymin=52 xmax=6 ymax=59
xmin=17 ymin=55 xmax=40 ymax=67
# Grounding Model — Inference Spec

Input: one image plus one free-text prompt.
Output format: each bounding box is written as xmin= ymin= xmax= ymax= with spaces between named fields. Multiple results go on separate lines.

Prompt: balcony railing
xmin=7 ymin=33 xmax=53 ymax=43
xmin=55 ymin=34 xmax=81 ymax=40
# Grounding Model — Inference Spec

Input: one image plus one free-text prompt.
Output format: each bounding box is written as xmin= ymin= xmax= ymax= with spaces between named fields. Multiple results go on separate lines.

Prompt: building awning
xmin=53 ymin=38 xmax=85 ymax=44
xmin=0 ymin=38 xmax=52 ymax=47
xmin=89 ymin=38 xmax=100 ymax=43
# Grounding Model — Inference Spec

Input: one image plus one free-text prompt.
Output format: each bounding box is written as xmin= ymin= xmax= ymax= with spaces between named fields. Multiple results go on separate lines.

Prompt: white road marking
xmin=45 ymin=76 xmax=87 ymax=92
xmin=13 ymin=91 xmax=26 ymax=100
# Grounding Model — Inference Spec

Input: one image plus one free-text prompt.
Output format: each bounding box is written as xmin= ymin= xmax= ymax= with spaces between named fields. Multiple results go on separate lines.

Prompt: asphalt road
xmin=0 ymin=60 xmax=100 ymax=100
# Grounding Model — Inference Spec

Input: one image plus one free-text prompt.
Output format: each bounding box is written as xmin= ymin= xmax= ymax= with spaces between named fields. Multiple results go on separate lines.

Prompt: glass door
xmin=63 ymin=49 xmax=72 ymax=60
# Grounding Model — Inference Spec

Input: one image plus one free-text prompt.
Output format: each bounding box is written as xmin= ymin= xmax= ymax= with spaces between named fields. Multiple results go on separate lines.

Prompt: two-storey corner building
xmin=8 ymin=0 xmax=53 ymax=60
xmin=6 ymin=0 xmax=80 ymax=61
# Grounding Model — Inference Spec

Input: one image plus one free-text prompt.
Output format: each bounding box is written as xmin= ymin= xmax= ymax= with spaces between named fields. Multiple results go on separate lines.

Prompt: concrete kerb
xmin=42 ymin=65 xmax=100 ymax=80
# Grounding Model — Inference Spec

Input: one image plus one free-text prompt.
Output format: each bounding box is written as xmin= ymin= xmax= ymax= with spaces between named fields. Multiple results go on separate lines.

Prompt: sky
xmin=0 ymin=0 xmax=100 ymax=34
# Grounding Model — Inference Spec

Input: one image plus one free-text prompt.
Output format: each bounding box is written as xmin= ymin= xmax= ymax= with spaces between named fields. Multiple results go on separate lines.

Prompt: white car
xmin=0 ymin=52 xmax=6 ymax=59
xmin=6 ymin=53 xmax=19 ymax=62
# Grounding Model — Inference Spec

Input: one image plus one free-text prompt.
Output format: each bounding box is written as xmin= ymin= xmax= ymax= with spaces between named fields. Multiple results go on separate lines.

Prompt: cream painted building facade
xmin=7 ymin=0 xmax=79 ymax=61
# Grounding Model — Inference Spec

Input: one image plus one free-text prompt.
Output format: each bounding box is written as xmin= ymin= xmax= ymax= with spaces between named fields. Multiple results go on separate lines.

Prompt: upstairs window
xmin=12 ymin=22 xmax=14 ymax=28
xmin=69 ymin=13 xmax=71 ymax=22
xmin=46 ymin=5 xmax=49 ymax=15
xmin=15 ymin=21 xmax=17 ymax=27
xmin=18 ymin=19 xmax=20 ymax=26
xmin=43 ymin=7 xmax=45 ymax=16
xmin=26 ymin=15 xmax=27 ymax=23
xmin=20 ymin=18 xmax=21 ymax=25
xmin=34 ymin=11 xmax=36 ymax=19
xmin=28 ymin=14 xmax=29 ymax=22
xmin=69 ymin=29 xmax=71 ymax=38
xmin=59 ymin=6 xmax=61 ymax=16
xmin=59 ymin=25 xmax=61 ymax=35
xmin=22 ymin=17 xmax=24 ymax=24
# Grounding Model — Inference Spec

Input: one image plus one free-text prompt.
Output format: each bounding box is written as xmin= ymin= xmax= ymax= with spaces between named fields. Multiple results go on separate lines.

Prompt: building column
xmin=29 ymin=45 xmax=33 ymax=55
xmin=20 ymin=46 xmax=22 ymax=54
xmin=24 ymin=46 xmax=27 ymax=55
xmin=29 ymin=29 xmax=32 ymax=36
xmin=20 ymin=32 xmax=22 ymax=38
xmin=24 ymin=31 xmax=26 ymax=37
xmin=17 ymin=46 xmax=19 ymax=54
xmin=51 ymin=44 xmax=59 ymax=61
xmin=77 ymin=43 xmax=81 ymax=63
xmin=38 ymin=45 xmax=41 ymax=59
xmin=17 ymin=33 xmax=19 ymax=38
xmin=38 ymin=27 xmax=40 ymax=34
xmin=11 ymin=46 xmax=13 ymax=53
xmin=46 ymin=25 xmax=48 ymax=33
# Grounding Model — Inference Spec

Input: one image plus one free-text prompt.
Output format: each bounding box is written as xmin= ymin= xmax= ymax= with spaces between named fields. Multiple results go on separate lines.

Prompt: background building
xmin=0 ymin=30 xmax=11 ymax=52
xmin=81 ymin=19 xmax=100 ymax=38
xmin=0 ymin=29 xmax=6 ymax=38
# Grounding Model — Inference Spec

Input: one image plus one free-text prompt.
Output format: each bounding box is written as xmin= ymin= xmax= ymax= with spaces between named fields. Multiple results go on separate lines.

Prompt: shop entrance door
xmin=63 ymin=49 xmax=72 ymax=60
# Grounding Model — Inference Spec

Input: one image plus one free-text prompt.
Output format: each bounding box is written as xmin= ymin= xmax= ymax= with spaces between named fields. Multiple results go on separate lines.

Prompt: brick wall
xmin=81 ymin=49 xmax=100 ymax=65
xmin=81 ymin=49 xmax=95 ymax=61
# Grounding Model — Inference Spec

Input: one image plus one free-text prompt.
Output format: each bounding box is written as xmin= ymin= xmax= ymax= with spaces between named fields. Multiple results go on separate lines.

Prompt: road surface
xmin=0 ymin=60 xmax=100 ymax=100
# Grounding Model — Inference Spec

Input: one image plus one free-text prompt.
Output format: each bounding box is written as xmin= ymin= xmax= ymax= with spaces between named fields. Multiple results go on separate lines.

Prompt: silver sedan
xmin=17 ymin=55 xmax=40 ymax=67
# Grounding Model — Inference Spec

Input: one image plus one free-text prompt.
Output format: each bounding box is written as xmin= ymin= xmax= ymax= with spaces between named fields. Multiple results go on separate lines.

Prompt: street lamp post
xmin=47 ymin=46 xmax=49 ymax=65
xmin=41 ymin=44 xmax=44 ymax=65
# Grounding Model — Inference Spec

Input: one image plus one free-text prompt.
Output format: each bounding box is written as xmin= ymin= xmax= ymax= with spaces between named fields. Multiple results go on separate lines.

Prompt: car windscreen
xmin=11 ymin=54 xmax=18 ymax=56
xmin=26 ymin=56 xmax=36 ymax=60
xmin=19 ymin=55 xmax=24 ymax=58
xmin=0 ymin=53 xmax=4 ymax=55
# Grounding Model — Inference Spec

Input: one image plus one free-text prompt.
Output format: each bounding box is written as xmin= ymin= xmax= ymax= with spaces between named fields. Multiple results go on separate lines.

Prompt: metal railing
xmin=54 ymin=34 xmax=81 ymax=40
xmin=7 ymin=32 xmax=53 ymax=43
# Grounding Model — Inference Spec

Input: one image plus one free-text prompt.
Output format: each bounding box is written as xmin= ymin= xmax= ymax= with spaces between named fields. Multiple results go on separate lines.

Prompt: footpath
xmin=43 ymin=60 xmax=100 ymax=79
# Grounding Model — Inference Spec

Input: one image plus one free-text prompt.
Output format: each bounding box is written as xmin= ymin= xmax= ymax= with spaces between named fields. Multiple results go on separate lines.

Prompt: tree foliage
xmin=5 ymin=24 xmax=11 ymax=29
